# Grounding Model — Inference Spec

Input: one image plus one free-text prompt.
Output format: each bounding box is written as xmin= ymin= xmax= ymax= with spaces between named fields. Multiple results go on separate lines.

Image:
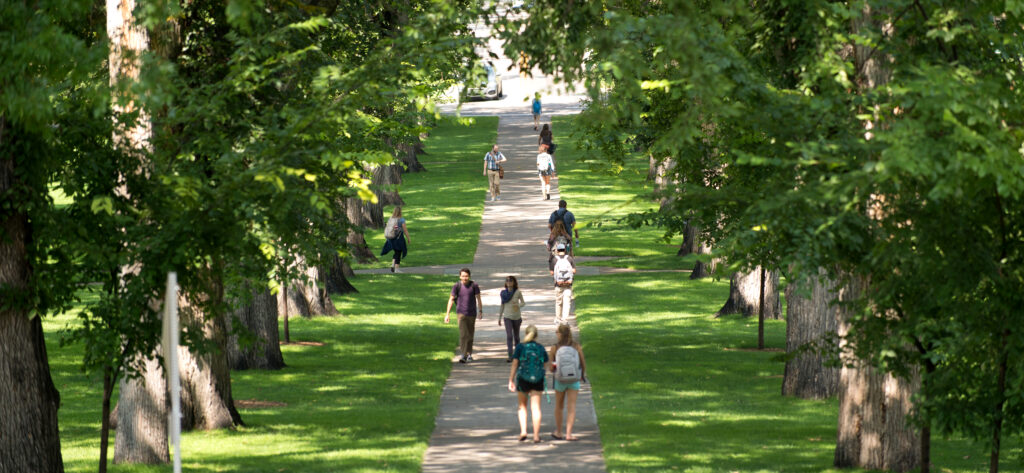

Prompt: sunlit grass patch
xmin=577 ymin=272 xmax=1012 ymax=473
xmin=49 ymin=274 xmax=455 ymax=472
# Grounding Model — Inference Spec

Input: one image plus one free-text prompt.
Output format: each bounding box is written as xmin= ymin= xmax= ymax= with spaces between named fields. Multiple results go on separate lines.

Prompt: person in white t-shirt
xmin=535 ymin=144 xmax=555 ymax=200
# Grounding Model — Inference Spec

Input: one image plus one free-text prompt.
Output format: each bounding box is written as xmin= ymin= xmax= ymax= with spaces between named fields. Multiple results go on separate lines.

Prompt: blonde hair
xmin=391 ymin=206 xmax=402 ymax=218
xmin=522 ymin=324 xmax=538 ymax=343
xmin=555 ymin=324 xmax=573 ymax=348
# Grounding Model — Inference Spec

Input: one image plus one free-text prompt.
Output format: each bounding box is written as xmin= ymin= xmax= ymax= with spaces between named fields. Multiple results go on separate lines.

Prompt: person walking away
xmin=550 ymin=324 xmax=586 ymax=441
xmin=538 ymin=124 xmax=556 ymax=160
xmin=445 ymin=268 xmax=483 ymax=363
xmin=531 ymin=93 xmax=542 ymax=130
xmin=536 ymin=144 xmax=554 ymax=200
xmin=546 ymin=220 xmax=573 ymax=270
xmin=508 ymin=324 xmax=549 ymax=443
xmin=499 ymin=276 xmax=527 ymax=362
xmin=550 ymin=244 xmax=576 ymax=326
xmin=381 ymin=207 xmax=410 ymax=273
xmin=483 ymin=144 xmax=507 ymax=202
xmin=549 ymin=200 xmax=578 ymax=247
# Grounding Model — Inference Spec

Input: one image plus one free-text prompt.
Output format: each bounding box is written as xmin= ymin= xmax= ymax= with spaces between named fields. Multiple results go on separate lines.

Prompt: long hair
xmin=555 ymin=324 xmax=574 ymax=348
xmin=505 ymin=275 xmax=518 ymax=292
xmin=550 ymin=220 xmax=570 ymax=240
xmin=391 ymin=206 xmax=402 ymax=218
xmin=523 ymin=325 xmax=538 ymax=343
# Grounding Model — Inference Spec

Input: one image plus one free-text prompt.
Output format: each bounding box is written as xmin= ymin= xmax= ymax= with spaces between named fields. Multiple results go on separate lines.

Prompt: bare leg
xmin=517 ymin=392 xmax=529 ymax=437
xmin=530 ymin=391 xmax=543 ymax=441
xmin=554 ymin=390 xmax=566 ymax=437
xmin=565 ymin=389 xmax=579 ymax=439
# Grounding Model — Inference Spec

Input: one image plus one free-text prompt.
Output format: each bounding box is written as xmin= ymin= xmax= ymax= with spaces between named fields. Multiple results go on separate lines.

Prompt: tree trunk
xmin=0 ymin=118 xmax=65 ymax=473
xmin=782 ymin=268 xmax=840 ymax=399
xmin=294 ymin=263 xmax=337 ymax=317
xmin=398 ymin=137 xmax=426 ymax=172
xmin=227 ymin=288 xmax=285 ymax=370
xmin=690 ymin=241 xmax=716 ymax=280
xmin=678 ymin=221 xmax=699 ymax=256
xmin=114 ymin=356 xmax=168 ymax=464
xmin=278 ymin=279 xmax=310 ymax=318
xmin=176 ymin=292 xmax=243 ymax=430
xmin=716 ymin=266 xmax=781 ymax=319
xmin=324 ymin=254 xmax=358 ymax=295
xmin=345 ymin=196 xmax=379 ymax=264
xmin=374 ymin=163 xmax=404 ymax=207
xmin=834 ymin=277 xmax=920 ymax=472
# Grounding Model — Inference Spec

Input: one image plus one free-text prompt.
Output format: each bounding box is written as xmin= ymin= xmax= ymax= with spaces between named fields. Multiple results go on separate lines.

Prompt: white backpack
xmin=555 ymin=345 xmax=581 ymax=383
xmin=553 ymin=255 xmax=573 ymax=285
xmin=384 ymin=217 xmax=400 ymax=239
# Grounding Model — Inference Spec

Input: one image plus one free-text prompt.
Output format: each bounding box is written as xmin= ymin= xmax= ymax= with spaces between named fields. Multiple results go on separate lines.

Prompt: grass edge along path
xmin=356 ymin=116 xmax=498 ymax=269
xmin=48 ymin=274 xmax=456 ymax=473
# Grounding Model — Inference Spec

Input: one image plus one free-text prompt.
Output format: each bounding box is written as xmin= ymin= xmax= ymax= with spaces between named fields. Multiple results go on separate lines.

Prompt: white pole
xmin=164 ymin=272 xmax=182 ymax=473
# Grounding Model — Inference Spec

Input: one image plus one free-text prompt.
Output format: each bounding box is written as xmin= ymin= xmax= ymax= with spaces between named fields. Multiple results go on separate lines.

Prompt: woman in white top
xmin=536 ymin=144 xmax=555 ymax=200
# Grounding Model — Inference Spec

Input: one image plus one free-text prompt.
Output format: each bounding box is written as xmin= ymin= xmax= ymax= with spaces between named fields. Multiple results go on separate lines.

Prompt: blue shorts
xmin=554 ymin=379 xmax=580 ymax=392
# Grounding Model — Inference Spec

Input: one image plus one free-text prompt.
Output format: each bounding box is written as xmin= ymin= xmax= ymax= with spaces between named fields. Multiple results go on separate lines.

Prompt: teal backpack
xmin=517 ymin=342 xmax=546 ymax=383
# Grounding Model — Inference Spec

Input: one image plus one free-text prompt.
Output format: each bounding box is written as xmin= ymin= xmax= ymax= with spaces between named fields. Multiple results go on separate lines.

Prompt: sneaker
xmin=390 ymin=266 xmax=395 ymax=273
xmin=394 ymin=268 xmax=403 ymax=273
xmin=459 ymin=356 xmax=467 ymax=363
xmin=467 ymin=354 xmax=474 ymax=362
xmin=546 ymin=193 xmax=550 ymax=200
xmin=506 ymin=356 xmax=513 ymax=363
xmin=495 ymin=196 xmax=500 ymax=201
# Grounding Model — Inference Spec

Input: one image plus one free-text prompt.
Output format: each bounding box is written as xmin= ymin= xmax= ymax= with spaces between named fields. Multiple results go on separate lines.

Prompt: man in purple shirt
xmin=445 ymin=268 xmax=483 ymax=363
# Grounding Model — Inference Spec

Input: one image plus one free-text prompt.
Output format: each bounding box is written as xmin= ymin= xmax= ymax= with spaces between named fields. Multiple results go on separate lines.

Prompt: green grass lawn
xmin=552 ymin=116 xmax=685 ymax=270
xmin=357 ymin=116 xmax=497 ymax=269
xmin=576 ymin=272 xmax=1018 ymax=473
xmin=48 ymin=274 xmax=456 ymax=473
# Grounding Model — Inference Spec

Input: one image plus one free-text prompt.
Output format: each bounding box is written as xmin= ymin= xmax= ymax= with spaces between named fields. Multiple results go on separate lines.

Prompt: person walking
xmin=508 ymin=324 xmax=549 ymax=443
xmin=538 ymin=123 xmax=556 ymax=158
xmin=549 ymin=199 xmax=578 ymax=246
xmin=547 ymin=219 xmax=573 ymax=258
xmin=549 ymin=244 xmax=576 ymax=326
xmin=531 ymin=93 xmax=542 ymax=130
xmin=536 ymin=144 xmax=554 ymax=200
xmin=381 ymin=207 xmax=410 ymax=273
xmin=549 ymin=324 xmax=586 ymax=441
xmin=498 ymin=276 xmax=527 ymax=362
xmin=483 ymin=144 xmax=507 ymax=202
xmin=444 ymin=268 xmax=483 ymax=363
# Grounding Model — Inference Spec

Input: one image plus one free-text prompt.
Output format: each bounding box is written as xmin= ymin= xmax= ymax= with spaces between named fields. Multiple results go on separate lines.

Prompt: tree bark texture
xmin=324 ymin=254 xmax=358 ymax=295
xmin=227 ymin=289 xmax=285 ymax=370
xmin=0 ymin=116 xmax=65 ymax=473
xmin=782 ymin=269 xmax=840 ymax=399
xmin=374 ymin=163 xmax=404 ymax=207
xmin=834 ymin=277 xmax=920 ymax=472
xmin=398 ymin=137 xmax=426 ymax=173
xmin=276 ymin=258 xmax=337 ymax=318
xmin=716 ymin=267 xmax=781 ymax=319
xmin=678 ymin=222 xmax=699 ymax=257
xmin=176 ymin=289 xmax=244 ymax=430
xmin=690 ymin=242 xmax=716 ymax=280
xmin=114 ymin=356 xmax=168 ymax=464
xmin=345 ymin=197 xmax=379 ymax=264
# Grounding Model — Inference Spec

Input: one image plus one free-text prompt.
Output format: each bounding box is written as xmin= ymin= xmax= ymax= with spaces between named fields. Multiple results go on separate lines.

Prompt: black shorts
xmin=516 ymin=376 xmax=545 ymax=393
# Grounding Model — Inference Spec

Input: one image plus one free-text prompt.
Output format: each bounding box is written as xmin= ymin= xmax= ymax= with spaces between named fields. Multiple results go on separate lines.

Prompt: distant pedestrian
xmin=531 ymin=94 xmax=542 ymax=130
xmin=549 ymin=199 xmax=578 ymax=244
xmin=483 ymin=144 xmax=507 ymax=202
xmin=536 ymin=144 xmax=554 ymax=200
xmin=549 ymin=244 xmax=576 ymax=326
xmin=549 ymin=324 xmax=586 ymax=441
xmin=538 ymin=123 xmax=556 ymax=157
xmin=547 ymin=220 xmax=573 ymax=263
xmin=381 ymin=207 xmax=410 ymax=273
xmin=498 ymin=276 xmax=527 ymax=362
xmin=445 ymin=268 xmax=483 ymax=363
xmin=508 ymin=324 xmax=548 ymax=443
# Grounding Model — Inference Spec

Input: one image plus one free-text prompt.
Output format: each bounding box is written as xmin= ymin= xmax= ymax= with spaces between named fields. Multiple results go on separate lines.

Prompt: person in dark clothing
xmin=548 ymin=200 xmax=578 ymax=245
xmin=444 ymin=268 xmax=483 ymax=363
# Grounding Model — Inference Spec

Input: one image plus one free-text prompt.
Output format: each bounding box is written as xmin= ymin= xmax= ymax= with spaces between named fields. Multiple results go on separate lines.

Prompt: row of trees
xmin=495 ymin=1 xmax=1024 ymax=472
xmin=1 ymin=0 xmax=479 ymax=471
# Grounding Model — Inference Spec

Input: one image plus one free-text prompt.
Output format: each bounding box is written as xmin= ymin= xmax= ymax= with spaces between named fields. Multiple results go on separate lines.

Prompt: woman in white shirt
xmin=536 ymin=144 xmax=555 ymax=200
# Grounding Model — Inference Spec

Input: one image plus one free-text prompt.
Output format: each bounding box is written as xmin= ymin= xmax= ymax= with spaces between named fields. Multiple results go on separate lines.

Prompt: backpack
xmin=517 ymin=342 xmax=546 ymax=383
xmin=553 ymin=255 xmax=573 ymax=285
xmin=384 ymin=217 xmax=400 ymax=239
xmin=554 ymin=345 xmax=581 ymax=383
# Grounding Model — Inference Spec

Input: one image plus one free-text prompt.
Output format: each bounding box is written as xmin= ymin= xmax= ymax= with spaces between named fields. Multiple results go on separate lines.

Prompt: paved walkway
xmin=416 ymin=111 xmax=607 ymax=471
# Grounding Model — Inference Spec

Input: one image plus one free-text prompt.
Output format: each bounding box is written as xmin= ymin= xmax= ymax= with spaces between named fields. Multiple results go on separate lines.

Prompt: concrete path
xmin=416 ymin=113 xmax=608 ymax=472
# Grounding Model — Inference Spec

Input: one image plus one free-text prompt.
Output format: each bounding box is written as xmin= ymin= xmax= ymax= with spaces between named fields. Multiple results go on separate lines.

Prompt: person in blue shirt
xmin=531 ymin=94 xmax=542 ymax=130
